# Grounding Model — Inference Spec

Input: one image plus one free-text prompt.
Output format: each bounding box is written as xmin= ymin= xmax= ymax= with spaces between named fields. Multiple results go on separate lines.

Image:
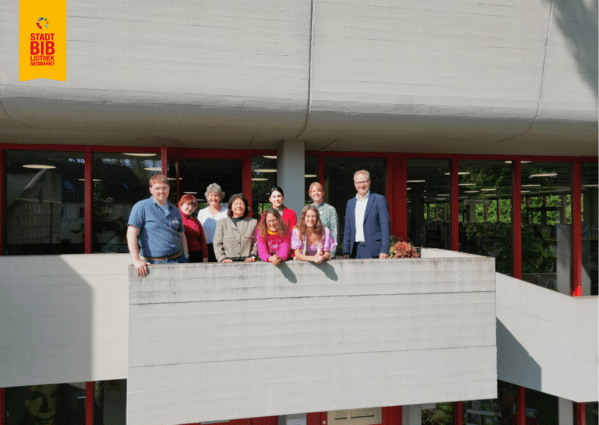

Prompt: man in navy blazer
xmin=343 ymin=170 xmax=391 ymax=259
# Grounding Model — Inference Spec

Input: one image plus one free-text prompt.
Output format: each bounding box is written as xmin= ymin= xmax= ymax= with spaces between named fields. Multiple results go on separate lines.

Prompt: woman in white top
xmin=197 ymin=183 xmax=229 ymax=262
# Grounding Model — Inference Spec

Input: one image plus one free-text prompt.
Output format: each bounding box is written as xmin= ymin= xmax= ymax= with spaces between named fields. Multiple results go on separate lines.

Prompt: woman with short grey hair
xmin=197 ymin=183 xmax=228 ymax=262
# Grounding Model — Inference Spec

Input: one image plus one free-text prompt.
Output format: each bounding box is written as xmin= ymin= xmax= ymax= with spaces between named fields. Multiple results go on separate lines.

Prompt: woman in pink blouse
xmin=291 ymin=205 xmax=337 ymax=264
xmin=179 ymin=194 xmax=209 ymax=263
xmin=256 ymin=208 xmax=291 ymax=265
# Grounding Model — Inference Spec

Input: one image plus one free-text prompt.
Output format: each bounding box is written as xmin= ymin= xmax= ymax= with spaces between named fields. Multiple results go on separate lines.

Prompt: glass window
xmin=422 ymin=402 xmax=454 ymax=424
xmin=178 ymin=158 xmax=242 ymax=210
xmin=581 ymin=163 xmax=598 ymax=296
xmin=525 ymin=387 xmax=558 ymax=425
xmin=92 ymin=153 xmax=161 ymax=253
xmin=252 ymin=155 xmax=278 ymax=219
xmin=5 ymin=382 xmax=92 ymax=424
xmin=521 ymin=162 xmax=571 ymax=294
xmin=573 ymin=402 xmax=599 ymax=425
xmin=463 ymin=381 xmax=516 ymax=425
xmin=167 ymin=158 xmax=179 ymax=205
xmin=407 ymin=159 xmax=451 ymax=250
xmin=99 ymin=380 xmax=127 ymax=425
xmin=458 ymin=160 xmax=513 ymax=275
xmin=305 ymin=156 xmax=319 ymax=205
xmin=323 ymin=157 xmax=386 ymax=256
xmin=5 ymin=151 xmax=85 ymax=255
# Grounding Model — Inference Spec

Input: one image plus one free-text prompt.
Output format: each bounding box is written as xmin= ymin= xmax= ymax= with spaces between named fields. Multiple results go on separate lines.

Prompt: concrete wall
xmin=0 ymin=0 xmax=596 ymax=154
xmin=496 ymin=273 xmax=598 ymax=403
xmin=0 ymin=254 xmax=129 ymax=387
xmin=127 ymin=257 xmax=497 ymax=425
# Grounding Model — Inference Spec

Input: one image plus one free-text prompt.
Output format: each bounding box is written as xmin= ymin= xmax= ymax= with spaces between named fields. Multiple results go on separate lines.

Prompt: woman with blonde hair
xmin=291 ymin=205 xmax=337 ymax=264
xmin=308 ymin=182 xmax=339 ymax=258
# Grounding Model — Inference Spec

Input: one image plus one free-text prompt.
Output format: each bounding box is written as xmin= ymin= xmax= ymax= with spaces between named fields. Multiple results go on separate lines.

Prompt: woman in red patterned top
xmin=256 ymin=208 xmax=291 ymax=264
xmin=179 ymin=194 xmax=208 ymax=263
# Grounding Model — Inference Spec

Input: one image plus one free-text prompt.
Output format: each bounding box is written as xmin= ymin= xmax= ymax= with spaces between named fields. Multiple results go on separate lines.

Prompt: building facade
xmin=0 ymin=0 xmax=597 ymax=424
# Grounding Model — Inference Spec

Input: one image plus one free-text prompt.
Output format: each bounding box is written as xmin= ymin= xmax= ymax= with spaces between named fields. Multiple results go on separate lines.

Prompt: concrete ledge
xmin=127 ymin=256 xmax=497 ymax=425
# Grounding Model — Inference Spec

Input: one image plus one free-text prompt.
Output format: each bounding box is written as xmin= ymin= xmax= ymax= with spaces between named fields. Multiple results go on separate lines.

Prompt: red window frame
xmin=0 ymin=144 xmax=596 ymax=424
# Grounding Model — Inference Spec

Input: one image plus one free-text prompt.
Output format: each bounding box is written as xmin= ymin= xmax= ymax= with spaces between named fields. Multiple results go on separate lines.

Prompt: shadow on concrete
xmin=547 ymin=0 xmax=598 ymax=96
xmin=496 ymin=318 xmax=542 ymax=390
xmin=276 ymin=262 xmax=297 ymax=283
xmin=314 ymin=262 xmax=339 ymax=281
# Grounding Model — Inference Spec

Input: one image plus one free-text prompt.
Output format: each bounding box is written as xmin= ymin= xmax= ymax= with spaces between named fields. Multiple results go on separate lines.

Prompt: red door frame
xmin=0 ymin=387 xmax=4 ymax=425
xmin=577 ymin=402 xmax=586 ymax=425
xmin=86 ymin=381 xmax=94 ymax=425
xmin=517 ymin=386 xmax=525 ymax=425
xmin=571 ymin=162 xmax=582 ymax=296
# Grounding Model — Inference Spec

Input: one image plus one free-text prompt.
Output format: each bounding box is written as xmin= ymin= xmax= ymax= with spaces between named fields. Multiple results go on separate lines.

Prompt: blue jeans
xmin=147 ymin=255 xmax=188 ymax=265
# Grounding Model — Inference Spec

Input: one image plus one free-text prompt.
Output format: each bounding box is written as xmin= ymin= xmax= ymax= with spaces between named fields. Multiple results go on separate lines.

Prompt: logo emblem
xmin=36 ymin=17 xmax=48 ymax=30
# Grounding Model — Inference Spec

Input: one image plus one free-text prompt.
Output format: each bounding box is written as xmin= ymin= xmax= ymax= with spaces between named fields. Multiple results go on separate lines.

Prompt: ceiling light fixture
xmin=183 ymin=191 xmax=198 ymax=194
xmin=23 ymin=164 xmax=56 ymax=169
xmin=305 ymin=174 xmax=317 ymax=178
xmin=444 ymin=172 xmax=470 ymax=175
xmin=480 ymin=188 xmax=496 ymax=191
xmin=263 ymin=156 xmax=277 ymax=159
xmin=78 ymin=178 xmax=101 ymax=182
xmin=252 ymin=178 xmax=268 ymax=181
xmin=124 ymin=153 xmax=157 ymax=157
xmin=144 ymin=167 xmax=162 ymax=171
xmin=530 ymin=173 xmax=557 ymax=177
xmin=254 ymin=169 xmax=277 ymax=173
xmin=458 ymin=183 xmax=476 ymax=186
xmin=407 ymin=180 xmax=426 ymax=183
xmin=522 ymin=184 xmax=541 ymax=187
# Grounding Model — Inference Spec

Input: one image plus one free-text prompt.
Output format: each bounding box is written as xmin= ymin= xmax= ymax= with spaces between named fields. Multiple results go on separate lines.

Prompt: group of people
xmin=127 ymin=170 xmax=390 ymax=277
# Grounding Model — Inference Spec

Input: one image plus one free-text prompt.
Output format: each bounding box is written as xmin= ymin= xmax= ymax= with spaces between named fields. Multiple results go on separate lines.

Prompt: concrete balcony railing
xmin=127 ymin=250 xmax=497 ymax=425
xmin=0 ymin=249 xmax=598 ymax=425
xmin=1 ymin=250 xmax=596 ymax=425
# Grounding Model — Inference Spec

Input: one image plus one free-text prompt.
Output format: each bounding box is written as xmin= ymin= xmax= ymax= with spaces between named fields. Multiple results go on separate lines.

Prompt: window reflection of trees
xmin=458 ymin=162 xmax=512 ymax=275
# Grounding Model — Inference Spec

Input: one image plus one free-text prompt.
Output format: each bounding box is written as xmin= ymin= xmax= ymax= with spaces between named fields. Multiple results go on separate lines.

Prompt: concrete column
xmin=277 ymin=140 xmax=305 ymax=218
xmin=559 ymin=398 xmax=574 ymax=425
xmin=402 ymin=405 xmax=422 ymax=425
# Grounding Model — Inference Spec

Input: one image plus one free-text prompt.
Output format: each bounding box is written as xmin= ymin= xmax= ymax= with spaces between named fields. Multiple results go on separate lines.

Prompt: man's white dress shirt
xmin=354 ymin=191 xmax=370 ymax=242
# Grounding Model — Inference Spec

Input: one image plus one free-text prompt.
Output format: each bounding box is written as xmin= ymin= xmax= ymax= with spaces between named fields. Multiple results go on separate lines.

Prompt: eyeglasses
xmin=266 ymin=220 xmax=278 ymax=224
xmin=354 ymin=180 xmax=370 ymax=186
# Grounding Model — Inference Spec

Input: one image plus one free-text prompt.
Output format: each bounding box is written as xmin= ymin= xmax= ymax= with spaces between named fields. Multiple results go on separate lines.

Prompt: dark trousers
xmin=206 ymin=243 xmax=218 ymax=263
xmin=188 ymin=250 xmax=205 ymax=263
xmin=352 ymin=242 xmax=376 ymax=259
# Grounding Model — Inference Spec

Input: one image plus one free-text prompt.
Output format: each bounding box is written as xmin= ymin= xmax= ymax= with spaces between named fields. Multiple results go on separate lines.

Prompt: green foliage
xmin=422 ymin=403 xmax=454 ymax=425
xmin=462 ymin=222 xmax=512 ymax=274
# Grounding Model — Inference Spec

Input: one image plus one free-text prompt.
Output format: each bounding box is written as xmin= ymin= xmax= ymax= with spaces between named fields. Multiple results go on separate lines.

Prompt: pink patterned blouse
xmin=290 ymin=227 xmax=337 ymax=256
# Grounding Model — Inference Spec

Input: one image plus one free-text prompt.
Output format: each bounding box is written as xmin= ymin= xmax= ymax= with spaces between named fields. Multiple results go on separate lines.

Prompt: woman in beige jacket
xmin=213 ymin=194 xmax=258 ymax=263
